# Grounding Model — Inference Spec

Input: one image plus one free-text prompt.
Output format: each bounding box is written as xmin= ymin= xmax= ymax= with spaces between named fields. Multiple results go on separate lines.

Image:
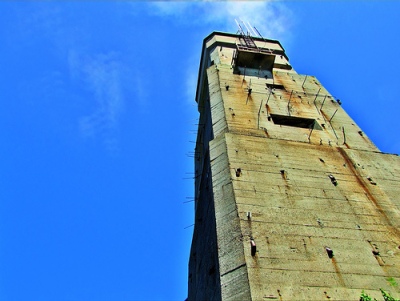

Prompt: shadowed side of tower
xmin=188 ymin=31 xmax=400 ymax=301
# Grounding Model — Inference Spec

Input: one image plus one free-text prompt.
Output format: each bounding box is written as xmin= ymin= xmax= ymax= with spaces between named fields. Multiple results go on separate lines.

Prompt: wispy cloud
xmin=148 ymin=1 xmax=292 ymax=42
xmin=69 ymin=51 xmax=125 ymax=154
xmin=13 ymin=3 xmax=130 ymax=154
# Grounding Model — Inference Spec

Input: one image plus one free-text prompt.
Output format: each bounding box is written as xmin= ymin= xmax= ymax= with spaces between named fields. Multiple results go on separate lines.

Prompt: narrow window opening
xmin=270 ymin=114 xmax=322 ymax=130
xmin=233 ymin=49 xmax=275 ymax=78
xmin=266 ymin=83 xmax=285 ymax=90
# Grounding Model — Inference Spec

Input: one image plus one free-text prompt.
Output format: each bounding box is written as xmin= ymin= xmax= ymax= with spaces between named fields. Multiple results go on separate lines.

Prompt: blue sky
xmin=0 ymin=1 xmax=399 ymax=301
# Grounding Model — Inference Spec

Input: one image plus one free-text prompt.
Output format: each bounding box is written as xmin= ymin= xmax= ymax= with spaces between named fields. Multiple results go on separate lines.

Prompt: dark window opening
xmin=235 ymin=51 xmax=275 ymax=70
xmin=266 ymin=83 xmax=285 ymax=90
xmin=270 ymin=114 xmax=322 ymax=130
xmin=232 ymin=48 xmax=275 ymax=78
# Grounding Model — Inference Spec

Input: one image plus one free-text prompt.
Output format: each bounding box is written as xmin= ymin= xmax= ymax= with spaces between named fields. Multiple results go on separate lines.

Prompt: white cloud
xmin=148 ymin=0 xmax=292 ymax=42
xmin=69 ymin=51 xmax=125 ymax=153
xmin=147 ymin=1 xmax=293 ymax=106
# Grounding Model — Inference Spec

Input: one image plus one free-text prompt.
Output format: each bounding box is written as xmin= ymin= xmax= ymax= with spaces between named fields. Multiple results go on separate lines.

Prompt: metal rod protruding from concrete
xmin=320 ymin=95 xmax=327 ymax=111
xmin=302 ymin=75 xmax=308 ymax=88
xmin=308 ymin=121 xmax=315 ymax=142
xmin=313 ymin=88 xmax=321 ymax=114
xmin=258 ymin=97 xmax=265 ymax=129
xmin=246 ymin=80 xmax=252 ymax=104
xmin=342 ymin=126 xmax=346 ymax=145
xmin=313 ymin=88 xmax=321 ymax=106
xmin=266 ymin=89 xmax=272 ymax=105
xmin=329 ymin=109 xmax=338 ymax=122
xmin=287 ymin=90 xmax=293 ymax=116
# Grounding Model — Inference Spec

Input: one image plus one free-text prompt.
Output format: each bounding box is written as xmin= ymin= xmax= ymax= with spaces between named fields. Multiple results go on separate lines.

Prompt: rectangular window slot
xmin=235 ymin=51 xmax=275 ymax=70
xmin=270 ymin=114 xmax=322 ymax=130
xmin=266 ymin=83 xmax=285 ymax=90
xmin=233 ymin=48 xmax=275 ymax=79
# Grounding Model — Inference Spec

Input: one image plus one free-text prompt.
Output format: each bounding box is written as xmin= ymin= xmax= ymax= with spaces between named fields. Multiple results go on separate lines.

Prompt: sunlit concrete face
xmin=188 ymin=32 xmax=400 ymax=301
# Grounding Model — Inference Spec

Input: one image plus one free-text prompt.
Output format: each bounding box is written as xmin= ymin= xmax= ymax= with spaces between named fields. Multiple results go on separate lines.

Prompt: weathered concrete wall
xmin=189 ymin=32 xmax=400 ymax=301
xmin=188 ymin=76 xmax=222 ymax=300
xmin=225 ymin=133 xmax=400 ymax=300
xmin=215 ymin=63 xmax=378 ymax=151
xmin=187 ymin=149 xmax=221 ymax=301
xmin=210 ymin=134 xmax=251 ymax=300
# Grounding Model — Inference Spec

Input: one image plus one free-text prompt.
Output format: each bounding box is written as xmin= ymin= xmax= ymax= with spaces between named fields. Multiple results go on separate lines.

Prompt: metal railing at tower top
xmin=236 ymin=43 xmax=274 ymax=54
xmin=235 ymin=19 xmax=274 ymax=55
xmin=239 ymin=34 xmax=258 ymax=49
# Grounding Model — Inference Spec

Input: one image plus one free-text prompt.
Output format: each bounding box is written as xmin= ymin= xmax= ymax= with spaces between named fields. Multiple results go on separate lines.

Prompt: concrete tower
xmin=188 ymin=31 xmax=400 ymax=300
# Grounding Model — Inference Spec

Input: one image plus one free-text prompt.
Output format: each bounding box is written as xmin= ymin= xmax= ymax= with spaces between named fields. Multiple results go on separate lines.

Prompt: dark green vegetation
xmin=360 ymin=289 xmax=399 ymax=301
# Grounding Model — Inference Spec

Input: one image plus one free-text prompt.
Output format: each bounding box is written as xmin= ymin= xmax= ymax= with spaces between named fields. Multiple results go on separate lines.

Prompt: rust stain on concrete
xmin=337 ymin=147 xmax=400 ymax=239
xmin=331 ymin=257 xmax=345 ymax=287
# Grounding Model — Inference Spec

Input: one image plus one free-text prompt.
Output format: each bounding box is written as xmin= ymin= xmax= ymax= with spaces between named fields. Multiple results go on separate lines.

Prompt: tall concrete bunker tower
xmin=188 ymin=30 xmax=400 ymax=300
